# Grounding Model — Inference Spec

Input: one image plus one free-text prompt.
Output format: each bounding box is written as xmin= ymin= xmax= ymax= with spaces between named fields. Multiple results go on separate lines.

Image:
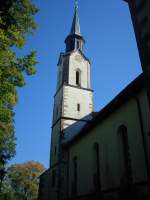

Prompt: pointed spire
xmin=70 ymin=0 xmax=81 ymax=36
xmin=65 ymin=0 xmax=85 ymax=52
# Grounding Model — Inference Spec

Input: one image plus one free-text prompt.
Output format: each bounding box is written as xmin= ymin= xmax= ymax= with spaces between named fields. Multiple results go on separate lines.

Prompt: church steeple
xmin=65 ymin=1 xmax=85 ymax=52
xmin=70 ymin=1 xmax=81 ymax=36
xmin=49 ymin=3 xmax=93 ymax=197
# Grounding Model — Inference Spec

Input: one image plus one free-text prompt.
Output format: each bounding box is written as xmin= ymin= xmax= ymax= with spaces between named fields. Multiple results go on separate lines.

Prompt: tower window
xmin=56 ymin=107 xmax=58 ymax=116
xmin=76 ymin=70 xmax=81 ymax=86
xmin=77 ymin=104 xmax=80 ymax=111
xmin=93 ymin=143 xmax=101 ymax=192
xmin=118 ymin=125 xmax=133 ymax=188
xmin=54 ymin=146 xmax=57 ymax=155
xmin=77 ymin=41 xmax=80 ymax=49
xmin=72 ymin=156 xmax=78 ymax=196
xmin=51 ymin=170 xmax=56 ymax=187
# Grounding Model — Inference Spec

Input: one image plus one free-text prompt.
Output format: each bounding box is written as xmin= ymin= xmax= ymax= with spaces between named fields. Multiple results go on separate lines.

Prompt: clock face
xmin=75 ymin=55 xmax=82 ymax=63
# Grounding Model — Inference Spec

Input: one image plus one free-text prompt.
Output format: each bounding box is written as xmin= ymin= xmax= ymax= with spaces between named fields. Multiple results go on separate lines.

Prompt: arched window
xmin=93 ymin=143 xmax=101 ymax=193
xmin=77 ymin=40 xmax=80 ymax=49
xmin=117 ymin=125 xmax=132 ymax=191
xmin=51 ymin=169 xmax=56 ymax=187
xmin=118 ymin=125 xmax=128 ymax=168
xmin=72 ymin=156 xmax=78 ymax=196
xmin=56 ymin=107 xmax=58 ymax=116
xmin=76 ymin=70 xmax=81 ymax=86
xmin=54 ymin=146 xmax=57 ymax=155
xmin=77 ymin=103 xmax=80 ymax=111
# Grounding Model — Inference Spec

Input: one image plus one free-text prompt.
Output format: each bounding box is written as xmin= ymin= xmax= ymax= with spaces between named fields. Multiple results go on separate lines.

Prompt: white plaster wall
xmin=63 ymin=85 xmax=93 ymax=120
xmin=68 ymin=51 xmax=91 ymax=89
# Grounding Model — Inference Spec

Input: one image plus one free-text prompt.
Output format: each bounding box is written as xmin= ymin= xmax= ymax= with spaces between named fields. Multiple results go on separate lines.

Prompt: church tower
xmin=50 ymin=2 xmax=93 ymax=198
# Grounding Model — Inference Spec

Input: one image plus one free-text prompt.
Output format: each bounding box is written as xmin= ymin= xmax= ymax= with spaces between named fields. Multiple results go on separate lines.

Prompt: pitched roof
xmin=63 ymin=73 xmax=145 ymax=147
xmin=62 ymin=113 xmax=97 ymax=144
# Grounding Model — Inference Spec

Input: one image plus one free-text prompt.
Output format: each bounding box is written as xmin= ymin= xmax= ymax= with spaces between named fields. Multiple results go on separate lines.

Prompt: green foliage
xmin=1 ymin=161 xmax=45 ymax=200
xmin=0 ymin=0 xmax=38 ymax=189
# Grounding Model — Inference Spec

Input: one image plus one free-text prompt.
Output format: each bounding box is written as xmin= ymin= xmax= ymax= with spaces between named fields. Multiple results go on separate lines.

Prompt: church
xmin=38 ymin=1 xmax=150 ymax=200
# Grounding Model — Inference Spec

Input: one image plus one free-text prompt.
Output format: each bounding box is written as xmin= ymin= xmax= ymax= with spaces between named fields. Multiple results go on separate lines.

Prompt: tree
xmin=0 ymin=0 xmax=38 ymax=190
xmin=1 ymin=161 xmax=45 ymax=200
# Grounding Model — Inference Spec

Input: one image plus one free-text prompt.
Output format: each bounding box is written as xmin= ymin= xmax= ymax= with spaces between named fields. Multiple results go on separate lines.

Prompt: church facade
xmin=38 ymin=1 xmax=150 ymax=200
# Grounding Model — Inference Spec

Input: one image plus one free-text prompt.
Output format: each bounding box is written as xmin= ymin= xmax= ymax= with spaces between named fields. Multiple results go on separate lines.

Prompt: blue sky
xmin=11 ymin=0 xmax=142 ymax=168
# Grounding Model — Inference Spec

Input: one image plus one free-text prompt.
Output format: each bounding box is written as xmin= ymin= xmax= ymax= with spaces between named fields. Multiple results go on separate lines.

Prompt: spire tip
xmin=75 ymin=0 xmax=78 ymax=9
